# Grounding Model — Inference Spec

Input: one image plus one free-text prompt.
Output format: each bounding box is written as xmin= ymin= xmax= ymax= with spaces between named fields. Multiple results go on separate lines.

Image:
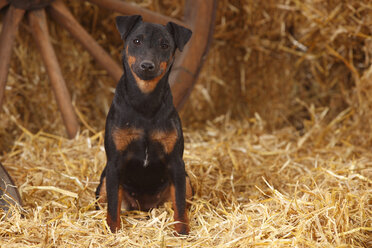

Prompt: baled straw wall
xmin=0 ymin=0 xmax=371 ymax=247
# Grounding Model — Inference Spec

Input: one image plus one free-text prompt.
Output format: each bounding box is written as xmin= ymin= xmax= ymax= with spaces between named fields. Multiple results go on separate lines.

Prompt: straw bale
xmin=0 ymin=0 xmax=371 ymax=247
xmin=0 ymin=113 xmax=371 ymax=247
xmin=182 ymin=0 xmax=372 ymax=130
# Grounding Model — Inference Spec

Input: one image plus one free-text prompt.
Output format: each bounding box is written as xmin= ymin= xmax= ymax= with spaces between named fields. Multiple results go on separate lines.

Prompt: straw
xmin=0 ymin=0 xmax=371 ymax=247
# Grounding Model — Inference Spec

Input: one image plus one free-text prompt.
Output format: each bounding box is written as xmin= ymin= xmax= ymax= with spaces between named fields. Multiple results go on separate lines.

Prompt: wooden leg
xmin=49 ymin=0 xmax=122 ymax=82
xmin=0 ymin=6 xmax=25 ymax=107
xmin=170 ymin=0 xmax=217 ymax=109
xmin=28 ymin=9 xmax=79 ymax=138
xmin=85 ymin=0 xmax=190 ymax=28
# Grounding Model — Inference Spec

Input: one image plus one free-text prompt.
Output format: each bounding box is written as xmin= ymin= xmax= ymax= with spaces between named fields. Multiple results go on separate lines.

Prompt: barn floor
xmin=1 ymin=0 xmax=372 ymax=247
xmin=0 ymin=112 xmax=370 ymax=247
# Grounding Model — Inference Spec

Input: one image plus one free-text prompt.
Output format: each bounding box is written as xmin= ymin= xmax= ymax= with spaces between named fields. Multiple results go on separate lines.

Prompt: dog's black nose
xmin=140 ymin=61 xmax=155 ymax=71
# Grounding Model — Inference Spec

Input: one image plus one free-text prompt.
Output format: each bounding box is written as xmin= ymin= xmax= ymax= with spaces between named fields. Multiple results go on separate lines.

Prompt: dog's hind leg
xmin=95 ymin=166 xmax=107 ymax=210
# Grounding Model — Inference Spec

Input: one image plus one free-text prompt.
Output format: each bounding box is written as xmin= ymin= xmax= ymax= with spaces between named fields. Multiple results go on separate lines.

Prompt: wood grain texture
xmin=0 ymin=0 xmax=8 ymax=10
xmin=86 ymin=0 xmax=189 ymax=29
xmin=49 ymin=0 xmax=122 ymax=82
xmin=0 ymin=162 xmax=22 ymax=215
xmin=29 ymin=9 xmax=79 ymax=138
xmin=170 ymin=0 xmax=217 ymax=109
xmin=7 ymin=0 xmax=54 ymax=10
xmin=0 ymin=6 xmax=25 ymax=107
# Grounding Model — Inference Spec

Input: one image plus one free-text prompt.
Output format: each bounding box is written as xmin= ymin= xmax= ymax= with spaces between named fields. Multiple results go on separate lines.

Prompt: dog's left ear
xmin=166 ymin=22 xmax=192 ymax=52
xmin=116 ymin=15 xmax=143 ymax=40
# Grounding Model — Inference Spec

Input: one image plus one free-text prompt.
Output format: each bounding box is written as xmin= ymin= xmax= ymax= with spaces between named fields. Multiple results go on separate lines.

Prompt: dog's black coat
xmin=95 ymin=15 xmax=193 ymax=235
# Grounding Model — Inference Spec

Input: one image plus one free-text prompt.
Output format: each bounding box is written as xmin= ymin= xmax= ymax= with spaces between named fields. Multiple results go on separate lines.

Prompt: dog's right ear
xmin=116 ymin=15 xmax=142 ymax=40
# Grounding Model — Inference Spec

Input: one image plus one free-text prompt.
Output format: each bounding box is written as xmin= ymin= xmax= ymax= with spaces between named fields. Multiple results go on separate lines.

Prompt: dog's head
xmin=116 ymin=15 xmax=192 ymax=91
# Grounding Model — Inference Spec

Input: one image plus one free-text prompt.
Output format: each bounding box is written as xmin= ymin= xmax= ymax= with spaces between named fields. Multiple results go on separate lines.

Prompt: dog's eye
xmin=161 ymin=43 xmax=169 ymax=49
xmin=133 ymin=39 xmax=141 ymax=45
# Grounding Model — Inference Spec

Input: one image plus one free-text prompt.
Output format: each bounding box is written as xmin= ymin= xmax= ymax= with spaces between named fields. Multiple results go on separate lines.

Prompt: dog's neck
xmin=117 ymin=58 xmax=173 ymax=118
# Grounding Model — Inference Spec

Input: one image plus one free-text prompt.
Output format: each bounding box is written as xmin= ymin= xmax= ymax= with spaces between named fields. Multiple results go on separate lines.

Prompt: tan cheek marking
xmin=112 ymin=127 xmax=143 ymax=151
xmin=126 ymin=46 xmax=136 ymax=69
xmin=159 ymin=61 xmax=167 ymax=70
xmin=151 ymin=128 xmax=178 ymax=154
xmin=128 ymin=55 xmax=136 ymax=67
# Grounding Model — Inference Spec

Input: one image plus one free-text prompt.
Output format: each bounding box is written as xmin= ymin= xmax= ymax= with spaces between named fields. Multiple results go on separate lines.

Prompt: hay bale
xmin=0 ymin=116 xmax=371 ymax=246
xmin=183 ymin=0 xmax=372 ymax=131
xmin=0 ymin=0 xmax=371 ymax=247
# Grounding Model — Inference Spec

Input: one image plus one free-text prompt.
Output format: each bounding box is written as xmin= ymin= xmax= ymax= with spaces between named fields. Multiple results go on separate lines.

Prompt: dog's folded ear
xmin=116 ymin=15 xmax=143 ymax=40
xmin=166 ymin=22 xmax=192 ymax=52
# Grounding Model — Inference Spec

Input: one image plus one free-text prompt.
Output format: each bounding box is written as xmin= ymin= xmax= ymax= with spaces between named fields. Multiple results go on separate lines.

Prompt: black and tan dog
xmin=95 ymin=15 xmax=193 ymax=235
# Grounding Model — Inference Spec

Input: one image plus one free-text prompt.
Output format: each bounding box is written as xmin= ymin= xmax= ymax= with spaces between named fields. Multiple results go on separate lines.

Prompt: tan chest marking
xmin=112 ymin=127 xmax=143 ymax=151
xmin=151 ymin=129 xmax=178 ymax=154
xmin=127 ymin=47 xmax=168 ymax=94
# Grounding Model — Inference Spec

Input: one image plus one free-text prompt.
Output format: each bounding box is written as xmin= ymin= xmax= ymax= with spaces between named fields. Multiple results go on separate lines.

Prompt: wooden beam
xmin=6 ymin=0 xmax=54 ymax=10
xmin=170 ymin=0 xmax=217 ymax=109
xmin=28 ymin=9 xmax=79 ymax=138
xmin=0 ymin=6 xmax=25 ymax=107
xmin=0 ymin=0 xmax=8 ymax=10
xmin=85 ymin=0 xmax=190 ymax=29
xmin=49 ymin=0 xmax=122 ymax=82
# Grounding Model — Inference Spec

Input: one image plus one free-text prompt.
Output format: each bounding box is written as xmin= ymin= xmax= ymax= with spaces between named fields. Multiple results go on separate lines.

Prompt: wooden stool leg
xmin=49 ymin=0 xmax=122 ymax=82
xmin=0 ymin=6 xmax=25 ymax=107
xmin=28 ymin=9 xmax=79 ymax=138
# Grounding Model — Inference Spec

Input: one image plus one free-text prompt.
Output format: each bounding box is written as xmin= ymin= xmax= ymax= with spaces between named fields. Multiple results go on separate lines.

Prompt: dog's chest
xmin=112 ymin=124 xmax=179 ymax=167
xmin=111 ymin=124 xmax=178 ymax=194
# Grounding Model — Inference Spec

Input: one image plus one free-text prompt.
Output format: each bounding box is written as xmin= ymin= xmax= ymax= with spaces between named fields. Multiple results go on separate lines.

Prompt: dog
xmin=95 ymin=15 xmax=193 ymax=235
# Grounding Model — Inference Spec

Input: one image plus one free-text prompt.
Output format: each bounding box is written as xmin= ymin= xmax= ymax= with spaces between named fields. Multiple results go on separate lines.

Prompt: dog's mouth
xmin=132 ymin=61 xmax=167 ymax=81
xmin=133 ymin=67 xmax=163 ymax=81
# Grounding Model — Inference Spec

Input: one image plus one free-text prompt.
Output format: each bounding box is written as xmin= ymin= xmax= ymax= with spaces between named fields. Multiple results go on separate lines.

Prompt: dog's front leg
xmin=105 ymin=161 xmax=123 ymax=232
xmin=169 ymin=157 xmax=191 ymax=235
